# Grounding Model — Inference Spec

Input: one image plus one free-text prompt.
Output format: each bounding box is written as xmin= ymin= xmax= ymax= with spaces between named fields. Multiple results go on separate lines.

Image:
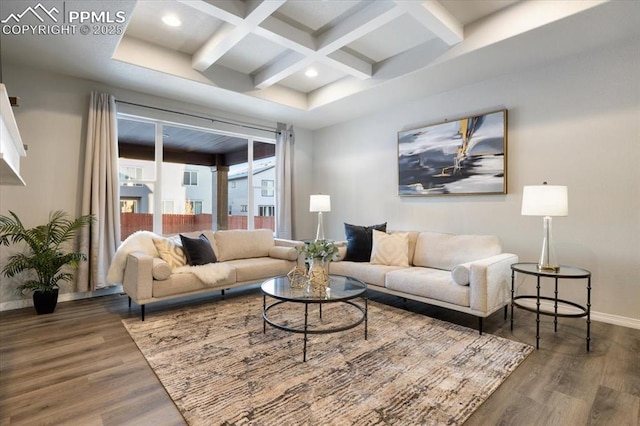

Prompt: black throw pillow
xmin=179 ymin=233 xmax=217 ymax=266
xmin=344 ymin=222 xmax=387 ymax=262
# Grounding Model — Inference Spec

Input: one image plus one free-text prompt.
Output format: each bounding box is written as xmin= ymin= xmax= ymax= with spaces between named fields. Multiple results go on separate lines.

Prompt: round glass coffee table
xmin=262 ymin=274 xmax=367 ymax=362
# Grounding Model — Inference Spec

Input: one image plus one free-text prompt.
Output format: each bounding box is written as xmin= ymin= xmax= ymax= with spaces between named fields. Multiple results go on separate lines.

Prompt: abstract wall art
xmin=398 ymin=110 xmax=507 ymax=196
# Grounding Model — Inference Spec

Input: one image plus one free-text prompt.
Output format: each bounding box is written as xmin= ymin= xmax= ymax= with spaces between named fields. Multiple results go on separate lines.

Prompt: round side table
xmin=510 ymin=262 xmax=591 ymax=351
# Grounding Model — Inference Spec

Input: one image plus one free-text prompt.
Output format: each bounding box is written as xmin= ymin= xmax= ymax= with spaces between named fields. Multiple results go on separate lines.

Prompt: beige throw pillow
xmin=214 ymin=229 xmax=273 ymax=262
xmin=370 ymin=230 xmax=409 ymax=267
xmin=153 ymin=238 xmax=187 ymax=269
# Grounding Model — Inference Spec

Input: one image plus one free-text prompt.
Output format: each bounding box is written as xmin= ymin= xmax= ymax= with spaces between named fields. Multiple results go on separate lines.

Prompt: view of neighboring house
xmin=118 ymin=156 xmax=276 ymax=235
xmin=119 ymin=160 xmax=214 ymax=215
xmin=228 ymin=161 xmax=275 ymax=218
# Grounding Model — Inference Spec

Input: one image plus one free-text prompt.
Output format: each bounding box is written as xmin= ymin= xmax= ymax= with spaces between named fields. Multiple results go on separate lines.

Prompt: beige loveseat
xmin=109 ymin=229 xmax=303 ymax=320
xmin=329 ymin=230 xmax=517 ymax=334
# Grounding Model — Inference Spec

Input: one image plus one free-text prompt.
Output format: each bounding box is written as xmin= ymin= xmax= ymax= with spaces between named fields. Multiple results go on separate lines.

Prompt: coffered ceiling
xmin=1 ymin=0 xmax=639 ymax=129
xmin=116 ymin=0 xmax=515 ymax=111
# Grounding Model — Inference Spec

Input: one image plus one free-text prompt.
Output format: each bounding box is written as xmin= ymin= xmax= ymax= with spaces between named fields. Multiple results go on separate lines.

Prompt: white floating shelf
xmin=0 ymin=83 xmax=26 ymax=186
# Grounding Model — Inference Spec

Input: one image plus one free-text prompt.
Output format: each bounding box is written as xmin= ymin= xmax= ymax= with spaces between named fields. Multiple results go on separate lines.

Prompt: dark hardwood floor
xmin=1 ymin=287 xmax=638 ymax=425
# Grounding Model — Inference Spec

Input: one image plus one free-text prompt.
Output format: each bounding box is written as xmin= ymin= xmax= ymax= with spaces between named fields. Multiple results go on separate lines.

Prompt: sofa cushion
xmin=153 ymin=237 xmax=187 ymax=268
xmin=370 ymin=230 xmax=409 ymax=267
xmin=214 ymin=229 xmax=274 ymax=262
xmin=344 ymin=222 xmax=387 ymax=262
xmin=152 ymin=270 xmax=236 ymax=298
xmin=329 ymin=261 xmax=403 ymax=287
xmin=151 ymin=257 xmax=172 ymax=280
xmin=385 ymin=268 xmax=470 ymax=307
xmin=180 ymin=234 xmax=217 ymax=266
xmin=226 ymin=257 xmax=296 ymax=282
xmin=412 ymin=232 xmax=501 ymax=270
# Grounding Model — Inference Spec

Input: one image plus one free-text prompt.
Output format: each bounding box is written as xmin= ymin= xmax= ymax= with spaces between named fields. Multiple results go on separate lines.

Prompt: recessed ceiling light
xmin=305 ymin=68 xmax=318 ymax=78
xmin=162 ymin=14 xmax=181 ymax=27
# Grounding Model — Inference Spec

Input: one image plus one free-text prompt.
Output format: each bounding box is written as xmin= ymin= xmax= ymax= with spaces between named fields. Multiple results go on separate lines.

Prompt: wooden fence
xmin=121 ymin=213 xmax=275 ymax=239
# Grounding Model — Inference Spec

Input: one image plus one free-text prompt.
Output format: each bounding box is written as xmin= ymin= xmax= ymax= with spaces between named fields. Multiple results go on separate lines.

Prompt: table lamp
xmin=521 ymin=182 xmax=568 ymax=272
xmin=309 ymin=194 xmax=331 ymax=241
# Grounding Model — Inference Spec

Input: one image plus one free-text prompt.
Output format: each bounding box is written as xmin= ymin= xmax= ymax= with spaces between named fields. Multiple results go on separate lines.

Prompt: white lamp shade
xmin=521 ymin=185 xmax=568 ymax=216
xmin=309 ymin=194 xmax=331 ymax=212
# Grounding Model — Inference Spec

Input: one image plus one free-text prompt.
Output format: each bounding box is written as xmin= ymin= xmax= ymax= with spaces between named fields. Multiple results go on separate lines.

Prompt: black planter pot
xmin=33 ymin=289 xmax=59 ymax=315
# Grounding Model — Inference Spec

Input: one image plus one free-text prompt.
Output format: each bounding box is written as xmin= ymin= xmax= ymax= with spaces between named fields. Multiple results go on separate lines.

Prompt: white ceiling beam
xmin=244 ymin=0 xmax=286 ymax=23
xmin=254 ymin=13 xmax=376 ymax=86
xmin=253 ymin=15 xmax=346 ymax=86
xmin=189 ymin=0 xmax=285 ymax=72
xmin=316 ymin=1 xmax=403 ymax=53
xmin=395 ymin=0 xmax=463 ymax=46
xmin=312 ymin=1 xmax=406 ymax=79
xmin=255 ymin=15 xmax=316 ymax=53
xmin=254 ymin=48 xmax=372 ymax=87
xmin=187 ymin=0 xmax=430 ymax=89
xmin=253 ymin=51 xmax=310 ymax=89
xmin=325 ymin=50 xmax=371 ymax=79
xmin=178 ymin=0 xmax=245 ymax=25
xmin=192 ymin=23 xmax=247 ymax=71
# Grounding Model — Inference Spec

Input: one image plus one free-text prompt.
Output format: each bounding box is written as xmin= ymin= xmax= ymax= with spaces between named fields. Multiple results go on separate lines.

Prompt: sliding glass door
xmin=117 ymin=115 xmax=276 ymax=240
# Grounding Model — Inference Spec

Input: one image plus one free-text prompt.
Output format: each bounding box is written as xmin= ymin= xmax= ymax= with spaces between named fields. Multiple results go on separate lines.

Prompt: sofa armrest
xmin=469 ymin=253 xmax=518 ymax=314
xmin=123 ymin=251 xmax=154 ymax=304
xmin=274 ymin=238 xmax=304 ymax=249
xmin=274 ymin=238 xmax=305 ymax=266
xmin=269 ymin=246 xmax=299 ymax=261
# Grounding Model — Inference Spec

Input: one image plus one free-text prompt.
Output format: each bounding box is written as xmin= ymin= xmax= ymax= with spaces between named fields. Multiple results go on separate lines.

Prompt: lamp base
xmin=537 ymin=216 xmax=559 ymax=273
xmin=315 ymin=211 xmax=325 ymax=241
xmin=537 ymin=264 xmax=560 ymax=273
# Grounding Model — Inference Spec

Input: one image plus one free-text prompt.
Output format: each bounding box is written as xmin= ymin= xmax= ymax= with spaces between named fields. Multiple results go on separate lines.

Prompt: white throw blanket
xmin=107 ymin=231 xmax=159 ymax=285
xmin=107 ymin=230 xmax=231 ymax=287
xmin=173 ymin=263 xmax=231 ymax=286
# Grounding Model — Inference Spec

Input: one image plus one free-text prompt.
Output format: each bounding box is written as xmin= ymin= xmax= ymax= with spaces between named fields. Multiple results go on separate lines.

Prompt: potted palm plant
xmin=0 ymin=210 xmax=94 ymax=314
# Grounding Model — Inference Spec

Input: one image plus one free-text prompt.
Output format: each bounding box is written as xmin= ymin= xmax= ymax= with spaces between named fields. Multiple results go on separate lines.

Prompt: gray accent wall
xmin=311 ymin=38 xmax=640 ymax=324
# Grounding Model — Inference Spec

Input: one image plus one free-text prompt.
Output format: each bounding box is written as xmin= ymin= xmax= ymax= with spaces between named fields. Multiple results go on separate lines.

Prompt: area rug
xmin=122 ymin=291 xmax=533 ymax=425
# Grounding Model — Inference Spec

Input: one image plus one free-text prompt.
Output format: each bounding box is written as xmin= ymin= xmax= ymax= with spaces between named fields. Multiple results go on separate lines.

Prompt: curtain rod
xmin=115 ymin=100 xmax=279 ymax=134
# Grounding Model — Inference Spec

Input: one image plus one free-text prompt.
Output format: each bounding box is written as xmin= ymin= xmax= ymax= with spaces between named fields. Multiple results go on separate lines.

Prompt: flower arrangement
xmin=300 ymin=239 xmax=338 ymax=262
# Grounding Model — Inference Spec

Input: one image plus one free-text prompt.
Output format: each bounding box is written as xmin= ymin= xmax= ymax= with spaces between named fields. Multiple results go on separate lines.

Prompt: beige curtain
xmin=275 ymin=123 xmax=294 ymax=239
xmin=77 ymin=92 xmax=120 ymax=291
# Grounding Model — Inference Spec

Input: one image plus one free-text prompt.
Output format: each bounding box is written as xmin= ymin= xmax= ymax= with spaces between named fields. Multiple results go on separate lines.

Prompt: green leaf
xmin=0 ymin=210 xmax=94 ymax=294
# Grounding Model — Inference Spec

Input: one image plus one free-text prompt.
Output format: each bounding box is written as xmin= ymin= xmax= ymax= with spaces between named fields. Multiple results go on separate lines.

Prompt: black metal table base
xmin=263 ymin=296 xmax=368 ymax=362
xmin=510 ymin=264 xmax=591 ymax=351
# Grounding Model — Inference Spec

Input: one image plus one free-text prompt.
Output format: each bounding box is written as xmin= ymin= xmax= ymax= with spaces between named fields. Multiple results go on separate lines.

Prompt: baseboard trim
xmin=515 ymin=299 xmax=640 ymax=330
xmin=2 ymin=289 xmax=638 ymax=330
xmin=0 ymin=286 xmax=123 ymax=312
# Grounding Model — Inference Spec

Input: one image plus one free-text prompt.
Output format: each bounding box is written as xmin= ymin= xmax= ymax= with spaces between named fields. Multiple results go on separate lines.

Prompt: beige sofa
xmin=114 ymin=229 xmax=303 ymax=320
xmin=329 ymin=230 xmax=517 ymax=334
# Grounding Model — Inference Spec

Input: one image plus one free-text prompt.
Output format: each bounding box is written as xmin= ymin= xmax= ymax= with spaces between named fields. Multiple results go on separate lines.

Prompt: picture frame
xmin=397 ymin=109 xmax=507 ymax=196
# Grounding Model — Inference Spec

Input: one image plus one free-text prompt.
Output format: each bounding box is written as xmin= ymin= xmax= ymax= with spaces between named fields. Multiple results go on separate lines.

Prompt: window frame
xmin=117 ymin=109 xmax=277 ymax=235
xmin=183 ymin=170 xmax=199 ymax=186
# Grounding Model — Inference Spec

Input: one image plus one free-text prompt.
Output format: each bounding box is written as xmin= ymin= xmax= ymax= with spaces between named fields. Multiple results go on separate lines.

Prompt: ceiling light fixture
xmin=305 ymin=68 xmax=318 ymax=78
xmin=162 ymin=14 xmax=181 ymax=27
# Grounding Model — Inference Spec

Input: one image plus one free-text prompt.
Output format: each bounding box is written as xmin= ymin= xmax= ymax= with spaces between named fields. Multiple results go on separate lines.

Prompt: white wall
xmin=0 ymin=65 xmax=314 ymax=307
xmin=312 ymin=38 xmax=640 ymax=324
xmin=2 ymin=40 xmax=637 ymax=324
